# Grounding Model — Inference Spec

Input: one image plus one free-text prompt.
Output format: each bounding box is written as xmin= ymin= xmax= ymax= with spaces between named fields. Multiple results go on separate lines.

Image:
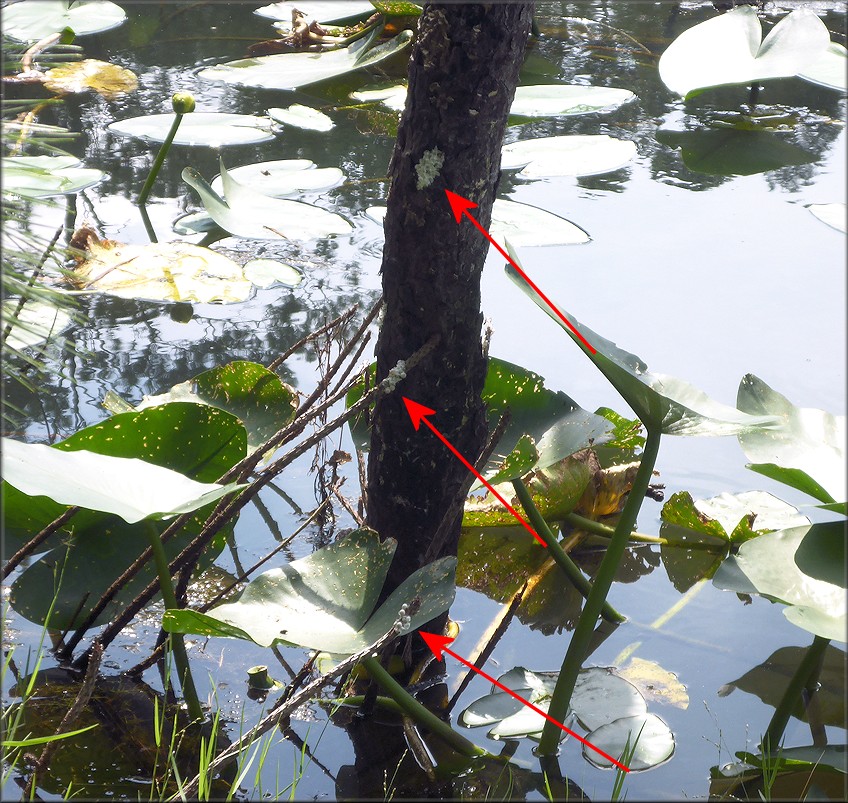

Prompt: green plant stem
xmin=511 ymin=479 xmax=624 ymax=624
xmin=362 ymin=656 xmax=486 ymax=759
xmin=537 ymin=427 xmax=662 ymax=756
xmin=762 ymin=635 xmax=830 ymax=753
xmin=564 ymin=511 xmax=663 ymax=544
xmin=137 ymin=113 xmax=184 ymax=207
xmin=143 ymin=521 xmax=204 ymax=723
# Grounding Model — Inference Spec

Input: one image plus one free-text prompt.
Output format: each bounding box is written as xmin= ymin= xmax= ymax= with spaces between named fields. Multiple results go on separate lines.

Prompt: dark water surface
xmin=3 ymin=1 xmax=846 ymax=799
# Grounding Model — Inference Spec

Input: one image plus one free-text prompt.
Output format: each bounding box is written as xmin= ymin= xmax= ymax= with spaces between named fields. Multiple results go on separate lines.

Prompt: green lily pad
xmin=268 ymin=105 xmax=334 ymax=132
xmin=350 ymin=83 xmax=407 ymax=111
xmin=798 ymin=41 xmax=848 ymax=92
xmin=125 ymin=361 xmax=298 ymax=455
xmin=198 ymin=29 xmax=413 ymax=91
xmin=2 ymin=156 xmax=104 ymax=198
xmin=501 ymin=135 xmax=637 ymax=178
xmin=163 ymin=528 xmax=456 ymax=655
xmin=713 ymin=523 xmax=847 ymax=641
xmin=583 ymin=713 xmax=675 ymax=771
xmin=1 ymin=0 xmax=126 ymax=42
xmin=183 ymin=158 xmax=352 ymax=241
xmin=737 ymin=374 xmax=845 ymax=504
xmin=659 ymin=5 xmax=830 ymax=98
xmin=243 ymin=259 xmax=303 ymax=288
xmin=2 ymin=299 xmax=72 ymax=350
xmin=209 ymin=160 xmax=345 ymax=198
xmin=505 ymin=244 xmax=780 ymax=436
xmin=807 ymin=202 xmax=846 ymax=233
xmin=254 ymin=1 xmax=376 ymax=24
xmin=108 ymin=113 xmax=276 ymax=147
xmin=509 ymin=84 xmax=635 ymax=117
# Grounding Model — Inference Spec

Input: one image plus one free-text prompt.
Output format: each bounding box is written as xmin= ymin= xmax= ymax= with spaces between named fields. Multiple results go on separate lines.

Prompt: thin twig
xmin=267 ymin=305 xmax=358 ymax=372
xmin=2 ymin=507 xmax=79 ymax=580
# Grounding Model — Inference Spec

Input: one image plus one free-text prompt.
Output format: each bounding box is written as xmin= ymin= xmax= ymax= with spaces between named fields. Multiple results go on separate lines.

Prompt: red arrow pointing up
xmin=419 ymin=631 xmax=630 ymax=772
xmin=402 ymin=397 xmax=545 ymax=547
xmin=443 ymin=189 xmax=596 ymax=355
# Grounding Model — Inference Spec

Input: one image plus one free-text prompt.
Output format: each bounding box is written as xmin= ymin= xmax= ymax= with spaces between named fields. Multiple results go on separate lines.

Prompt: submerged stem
xmin=536 ymin=427 xmax=662 ymax=756
xmin=511 ymin=479 xmax=624 ymax=623
xmin=143 ymin=521 xmax=204 ymax=723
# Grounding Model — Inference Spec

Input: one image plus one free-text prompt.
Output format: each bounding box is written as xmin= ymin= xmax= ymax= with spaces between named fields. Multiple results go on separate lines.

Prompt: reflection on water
xmin=3 ymin=1 xmax=846 ymax=799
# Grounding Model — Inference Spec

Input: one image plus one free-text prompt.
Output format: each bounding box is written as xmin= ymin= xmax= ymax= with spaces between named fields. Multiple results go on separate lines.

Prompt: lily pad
xmin=268 ymin=105 xmax=334 ymax=131
xmin=713 ymin=523 xmax=847 ymax=641
xmin=798 ymin=41 xmax=848 ymax=92
xmin=2 ymin=156 xmax=104 ymax=198
xmin=2 ymin=437 xmax=245 ymax=525
xmin=501 ymin=135 xmax=637 ymax=178
xmin=243 ymin=259 xmax=303 ymax=288
xmin=130 ymin=361 xmax=298 ymax=455
xmin=183 ymin=159 xmax=352 ymax=241
xmin=583 ymin=713 xmax=675 ymax=771
xmin=509 ymin=84 xmax=635 ymax=117
xmin=108 ymin=113 xmax=276 ymax=147
xmin=659 ymin=6 xmax=831 ymax=98
xmin=807 ymin=203 xmax=846 ymax=233
xmin=737 ymin=374 xmax=845 ymax=504
xmin=254 ymin=1 xmax=376 ymax=24
xmin=198 ymin=29 xmax=413 ymax=91
xmin=209 ymin=160 xmax=345 ymax=198
xmin=43 ymin=59 xmax=138 ymax=100
xmin=505 ymin=244 xmax=780 ymax=436
xmin=350 ymin=83 xmax=407 ymax=111
xmin=163 ymin=528 xmax=456 ymax=655
xmin=2 ymin=300 xmax=72 ymax=351
xmin=1 ymin=0 xmax=126 ymax=42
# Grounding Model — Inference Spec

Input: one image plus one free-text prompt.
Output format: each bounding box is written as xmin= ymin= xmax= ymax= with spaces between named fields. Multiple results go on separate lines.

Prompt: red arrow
xmin=444 ymin=190 xmax=596 ymax=355
xmin=420 ymin=631 xmax=630 ymax=772
xmin=403 ymin=398 xmax=545 ymax=547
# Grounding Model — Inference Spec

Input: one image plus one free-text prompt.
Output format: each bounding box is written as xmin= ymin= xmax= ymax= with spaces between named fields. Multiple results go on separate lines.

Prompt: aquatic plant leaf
xmin=713 ymin=523 xmax=847 ymax=641
xmin=198 ymin=29 xmax=413 ymax=91
xmin=268 ymin=105 xmax=334 ymax=131
xmin=254 ymin=1 xmax=376 ymax=23
xmin=43 ymin=59 xmax=138 ymax=99
xmin=131 ymin=361 xmax=298 ymax=454
xmin=350 ymin=83 xmax=407 ymax=110
xmin=793 ymin=521 xmax=846 ymax=589
xmin=509 ymin=84 xmax=635 ymax=117
xmin=807 ymin=202 xmax=846 ymax=233
xmin=108 ymin=113 xmax=276 ymax=147
xmin=2 ymin=438 xmax=245 ymax=524
xmin=243 ymin=259 xmax=303 ymax=288
xmin=2 ymin=300 xmax=71 ymax=350
xmin=183 ymin=159 xmax=352 ymax=241
xmin=505 ymin=244 xmax=780 ymax=436
xmin=583 ymin=713 xmax=675 ymax=771
xmin=485 ymin=434 xmax=539 ymax=486
xmin=1 ymin=0 xmax=126 ymax=42
xmin=70 ymin=238 xmax=253 ymax=303
xmin=737 ymin=374 xmax=845 ymax=503
xmin=571 ymin=668 xmax=647 ymax=732
xmin=2 ymin=156 xmax=104 ymax=198
xmin=618 ymin=658 xmax=689 ymax=710
xmin=659 ymin=6 xmax=830 ymax=97
xmin=501 ymin=135 xmax=637 ymax=178
xmin=656 ymin=128 xmax=816 ymax=176
xmin=209 ymin=160 xmax=345 ymax=198
xmin=163 ymin=528 xmax=456 ymax=655
xmin=798 ymin=41 xmax=848 ymax=91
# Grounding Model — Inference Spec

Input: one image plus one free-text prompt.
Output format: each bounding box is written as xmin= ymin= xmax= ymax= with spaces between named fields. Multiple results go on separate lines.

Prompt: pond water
xmin=3 ymin=1 xmax=846 ymax=800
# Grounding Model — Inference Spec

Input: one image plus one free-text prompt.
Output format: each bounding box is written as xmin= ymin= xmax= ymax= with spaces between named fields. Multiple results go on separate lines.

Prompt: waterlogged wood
xmin=366 ymin=3 xmax=534 ymax=589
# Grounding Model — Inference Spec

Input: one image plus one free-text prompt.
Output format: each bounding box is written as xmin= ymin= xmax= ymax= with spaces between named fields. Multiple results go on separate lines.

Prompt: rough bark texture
xmin=367 ymin=3 xmax=534 ymax=590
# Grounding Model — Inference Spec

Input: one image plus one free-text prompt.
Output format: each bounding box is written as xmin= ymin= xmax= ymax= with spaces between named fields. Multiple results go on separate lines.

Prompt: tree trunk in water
xmin=367 ymin=3 xmax=534 ymax=590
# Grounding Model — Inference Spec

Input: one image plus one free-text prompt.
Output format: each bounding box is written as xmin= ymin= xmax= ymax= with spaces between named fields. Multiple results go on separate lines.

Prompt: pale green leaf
xmin=254 ymin=1 xmax=376 ymax=24
xmin=210 ymin=161 xmax=344 ymax=198
xmin=509 ymin=84 xmax=635 ymax=117
xmin=798 ymin=41 xmax=848 ymax=91
xmin=1 ymin=0 xmax=126 ymax=42
xmin=2 ymin=300 xmax=71 ymax=350
xmin=2 ymin=156 xmax=104 ymax=198
xmin=108 ymin=113 xmax=276 ymax=147
xmin=501 ymin=135 xmax=637 ymax=178
xmin=268 ymin=104 xmax=334 ymax=131
xmin=807 ymin=203 xmax=846 ymax=233
xmin=583 ymin=713 xmax=675 ymax=771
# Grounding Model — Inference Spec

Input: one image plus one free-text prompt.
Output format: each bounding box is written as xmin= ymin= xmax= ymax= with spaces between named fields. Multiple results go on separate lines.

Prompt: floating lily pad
xmin=505 ymin=244 xmax=780 ymax=436
xmin=164 ymin=528 xmax=456 ymax=655
xmin=2 ymin=156 xmax=104 ymax=198
xmin=268 ymin=104 xmax=334 ymax=131
xmin=798 ymin=41 xmax=848 ymax=92
xmin=108 ymin=113 xmax=276 ymax=147
xmin=254 ymin=1 xmax=376 ymax=24
xmin=1 ymin=0 xmax=126 ymax=42
xmin=350 ymin=83 xmax=407 ymax=110
xmin=198 ymin=29 xmax=413 ymax=91
xmin=183 ymin=159 xmax=352 ymax=241
xmin=583 ymin=713 xmax=675 ymax=771
xmin=659 ymin=5 xmax=830 ymax=98
xmin=243 ymin=259 xmax=303 ymax=288
xmin=509 ymin=84 xmax=635 ymax=117
xmin=43 ymin=59 xmax=138 ymax=100
xmin=209 ymin=160 xmax=345 ymax=198
xmin=2 ymin=299 xmax=72 ymax=351
xmin=619 ymin=658 xmax=689 ymax=710
xmin=713 ymin=522 xmax=847 ymax=641
xmin=737 ymin=374 xmax=845 ymax=504
xmin=501 ymin=135 xmax=637 ymax=178
xmin=807 ymin=203 xmax=846 ymax=233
